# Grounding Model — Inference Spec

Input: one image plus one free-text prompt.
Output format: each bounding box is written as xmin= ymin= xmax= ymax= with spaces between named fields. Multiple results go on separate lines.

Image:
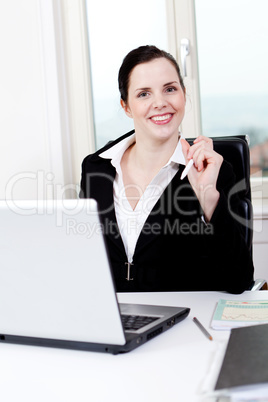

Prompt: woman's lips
xmin=150 ymin=113 xmax=173 ymax=125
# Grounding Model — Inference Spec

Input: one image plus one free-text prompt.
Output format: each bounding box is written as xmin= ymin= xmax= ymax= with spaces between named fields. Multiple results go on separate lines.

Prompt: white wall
xmin=0 ymin=0 xmax=68 ymax=200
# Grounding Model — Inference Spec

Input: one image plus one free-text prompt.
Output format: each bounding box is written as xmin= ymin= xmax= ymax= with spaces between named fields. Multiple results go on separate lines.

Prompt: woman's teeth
xmin=151 ymin=114 xmax=171 ymax=121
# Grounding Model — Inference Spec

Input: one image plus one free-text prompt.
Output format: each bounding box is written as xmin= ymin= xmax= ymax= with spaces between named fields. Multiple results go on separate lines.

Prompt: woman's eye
xmin=138 ymin=92 xmax=149 ymax=98
xmin=166 ymin=87 xmax=177 ymax=93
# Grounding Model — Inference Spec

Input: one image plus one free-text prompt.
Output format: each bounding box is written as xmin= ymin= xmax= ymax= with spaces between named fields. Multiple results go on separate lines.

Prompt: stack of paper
xmin=211 ymin=299 xmax=268 ymax=330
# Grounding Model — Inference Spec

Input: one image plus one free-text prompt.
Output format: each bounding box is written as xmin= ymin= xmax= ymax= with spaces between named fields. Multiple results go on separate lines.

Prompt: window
xmin=195 ymin=0 xmax=268 ymax=178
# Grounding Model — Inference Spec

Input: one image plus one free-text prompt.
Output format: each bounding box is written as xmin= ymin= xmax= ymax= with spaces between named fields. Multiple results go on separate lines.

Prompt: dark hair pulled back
xmin=118 ymin=45 xmax=185 ymax=104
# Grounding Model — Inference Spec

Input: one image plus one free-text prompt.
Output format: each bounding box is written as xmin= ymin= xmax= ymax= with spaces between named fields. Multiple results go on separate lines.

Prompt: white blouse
xmin=99 ymin=134 xmax=186 ymax=263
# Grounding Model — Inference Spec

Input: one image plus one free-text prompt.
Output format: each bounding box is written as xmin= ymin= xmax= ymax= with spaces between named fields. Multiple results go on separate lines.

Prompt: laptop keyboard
xmin=121 ymin=314 xmax=159 ymax=331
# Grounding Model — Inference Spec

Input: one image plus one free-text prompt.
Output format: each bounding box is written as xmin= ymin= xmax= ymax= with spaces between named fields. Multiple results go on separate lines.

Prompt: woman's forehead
xmin=129 ymin=58 xmax=180 ymax=87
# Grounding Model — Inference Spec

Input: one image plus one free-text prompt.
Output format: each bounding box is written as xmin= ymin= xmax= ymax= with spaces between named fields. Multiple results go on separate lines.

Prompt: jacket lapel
xmin=87 ymin=157 xmax=127 ymax=257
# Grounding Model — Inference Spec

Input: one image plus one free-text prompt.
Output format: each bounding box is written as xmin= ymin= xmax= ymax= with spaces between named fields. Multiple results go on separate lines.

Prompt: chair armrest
xmin=250 ymin=279 xmax=268 ymax=291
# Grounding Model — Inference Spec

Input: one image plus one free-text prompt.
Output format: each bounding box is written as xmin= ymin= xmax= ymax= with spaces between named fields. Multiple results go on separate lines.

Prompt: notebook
xmin=215 ymin=323 xmax=268 ymax=392
xmin=0 ymin=199 xmax=190 ymax=354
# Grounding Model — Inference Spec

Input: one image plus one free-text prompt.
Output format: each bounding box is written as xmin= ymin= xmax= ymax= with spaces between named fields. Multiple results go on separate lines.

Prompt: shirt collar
xmin=99 ymin=134 xmax=136 ymax=169
xmin=99 ymin=133 xmax=186 ymax=168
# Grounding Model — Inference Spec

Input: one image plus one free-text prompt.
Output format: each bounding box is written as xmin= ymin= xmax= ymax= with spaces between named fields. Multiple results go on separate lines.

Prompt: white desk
xmin=0 ymin=291 xmax=267 ymax=402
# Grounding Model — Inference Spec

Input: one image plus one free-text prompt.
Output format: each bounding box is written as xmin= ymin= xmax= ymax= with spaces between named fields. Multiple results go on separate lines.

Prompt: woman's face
xmin=122 ymin=57 xmax=186 ymax=143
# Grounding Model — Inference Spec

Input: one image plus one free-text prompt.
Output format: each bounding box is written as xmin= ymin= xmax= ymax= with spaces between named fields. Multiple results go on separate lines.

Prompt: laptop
xmin=0 ymin=199 xmax=190 ymax=354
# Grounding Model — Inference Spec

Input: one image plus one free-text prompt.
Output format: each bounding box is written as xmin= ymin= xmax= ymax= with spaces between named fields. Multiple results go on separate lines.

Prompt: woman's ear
xmin=120 ymin=99 xmax=132 ymax=118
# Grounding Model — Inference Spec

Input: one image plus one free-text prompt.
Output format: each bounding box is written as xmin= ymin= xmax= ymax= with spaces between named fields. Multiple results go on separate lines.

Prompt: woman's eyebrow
xmin=135 ymin=87 xmax=151 ymax=92
xmin=135 ymin=81 xmax=179 ymax=93
xmin=163 ymin=81 xmax=179 ymax=86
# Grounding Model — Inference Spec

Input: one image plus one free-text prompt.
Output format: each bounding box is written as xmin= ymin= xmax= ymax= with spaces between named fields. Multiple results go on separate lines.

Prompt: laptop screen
xmin=0 ymin=199 xmax=126 ymax=345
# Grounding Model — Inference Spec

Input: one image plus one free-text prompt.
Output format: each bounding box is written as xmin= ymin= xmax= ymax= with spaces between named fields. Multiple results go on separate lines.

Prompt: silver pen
xmin=193 ymin=317 xmax=213 ymax=341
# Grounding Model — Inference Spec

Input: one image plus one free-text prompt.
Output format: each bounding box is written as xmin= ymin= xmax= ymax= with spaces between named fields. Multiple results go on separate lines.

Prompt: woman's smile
xmin=150 ymin=113 xmax=173 ymax=125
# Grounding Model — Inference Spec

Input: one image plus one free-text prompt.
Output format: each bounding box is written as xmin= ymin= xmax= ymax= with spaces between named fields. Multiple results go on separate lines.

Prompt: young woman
xmin=80 ymin=45 xmax=254 ymax=293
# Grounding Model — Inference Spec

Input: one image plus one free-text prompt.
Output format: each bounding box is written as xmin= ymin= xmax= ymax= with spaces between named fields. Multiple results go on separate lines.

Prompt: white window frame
xmin=167 ymin=0 xmax=202 ymax=139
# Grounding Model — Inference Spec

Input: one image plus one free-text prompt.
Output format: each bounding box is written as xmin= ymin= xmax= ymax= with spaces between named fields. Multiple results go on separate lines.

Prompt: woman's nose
xmin=152 ymin=93 xmax=167 ymax=109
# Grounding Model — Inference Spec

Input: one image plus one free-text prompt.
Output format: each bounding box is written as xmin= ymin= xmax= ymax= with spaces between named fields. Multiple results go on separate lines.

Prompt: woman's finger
xmin=187 ymin=137 xmax=212 ymax=160
xmin=197 ymin=152 xmax=212 ymax=172
xmin=193 ymin=148 xmax=222 ymax=173
xmin=180 ymin=138 xmax=191 ymax=160
xmin=193 ymin=135 xmax=213 ymax=147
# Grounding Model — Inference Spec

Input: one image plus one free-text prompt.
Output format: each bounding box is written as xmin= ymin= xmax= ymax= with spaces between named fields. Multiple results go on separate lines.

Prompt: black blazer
xmin=80 ymin=131 xmax=254 ymax=293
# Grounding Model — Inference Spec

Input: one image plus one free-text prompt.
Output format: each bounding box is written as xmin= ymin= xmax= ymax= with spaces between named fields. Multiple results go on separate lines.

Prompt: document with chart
xmin=211 ymin=299 xmax=268 ymax=329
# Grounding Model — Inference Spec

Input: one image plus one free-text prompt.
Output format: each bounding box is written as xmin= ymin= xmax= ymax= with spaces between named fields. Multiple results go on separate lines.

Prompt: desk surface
xmin=0 ymin=291 xmax=267 ymax=402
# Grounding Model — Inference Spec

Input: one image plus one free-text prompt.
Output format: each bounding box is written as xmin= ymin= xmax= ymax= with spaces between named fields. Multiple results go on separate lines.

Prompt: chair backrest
xmin=188 ymin=135 xmax=253 ymax=254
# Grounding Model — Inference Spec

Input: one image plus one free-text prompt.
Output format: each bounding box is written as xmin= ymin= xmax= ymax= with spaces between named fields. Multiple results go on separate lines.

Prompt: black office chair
xmin=188 ymin=135 xmax=267 ymax=291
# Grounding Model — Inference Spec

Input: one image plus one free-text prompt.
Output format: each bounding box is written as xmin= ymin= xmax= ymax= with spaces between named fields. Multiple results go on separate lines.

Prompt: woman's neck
xmin=120 ymin=133 xmax=180 ymax=210
xmin=131 ymin=133 xmax=179 ymax=172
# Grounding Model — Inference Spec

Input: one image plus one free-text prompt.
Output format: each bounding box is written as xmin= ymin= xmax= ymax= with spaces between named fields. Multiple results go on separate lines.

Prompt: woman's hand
xmin=180 ymin=136 xmax=223 ymax=222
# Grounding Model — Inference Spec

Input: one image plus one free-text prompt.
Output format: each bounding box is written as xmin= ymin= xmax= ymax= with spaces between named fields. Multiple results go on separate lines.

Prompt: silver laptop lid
xmin=0 ymin=199 xmax=126 ymax=345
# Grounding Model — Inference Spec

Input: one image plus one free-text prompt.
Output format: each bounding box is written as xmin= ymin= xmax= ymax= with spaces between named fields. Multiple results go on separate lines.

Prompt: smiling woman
xmin=119 ymin=54 xmax=186 ymax=210
xmin=79 ymin=45 xmax=254 ymax=294
xmin=120 ymin=58 xmax=186 ymax=147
